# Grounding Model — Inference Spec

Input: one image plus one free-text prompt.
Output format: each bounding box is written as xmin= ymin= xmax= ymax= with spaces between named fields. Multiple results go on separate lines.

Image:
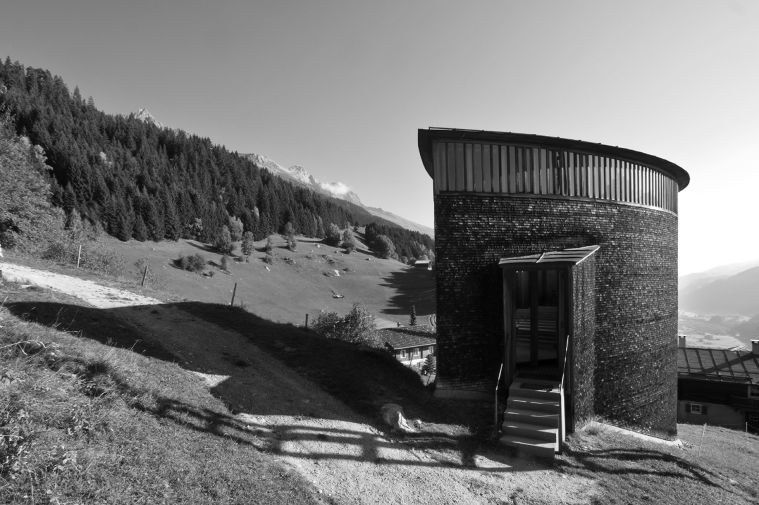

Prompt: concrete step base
xmin=499 ymin=434 xmax=556 ymax=458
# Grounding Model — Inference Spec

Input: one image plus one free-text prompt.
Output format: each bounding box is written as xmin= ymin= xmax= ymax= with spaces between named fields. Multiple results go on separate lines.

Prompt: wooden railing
xmin=558 ymin=335 xmax=570 ymax=451
xmin=493 ymin=362 xmax=504 ymax=435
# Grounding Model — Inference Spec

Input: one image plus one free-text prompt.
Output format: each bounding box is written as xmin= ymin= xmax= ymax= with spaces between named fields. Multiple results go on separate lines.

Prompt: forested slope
xmin=0 ymin=57 xmax=432 ymax=258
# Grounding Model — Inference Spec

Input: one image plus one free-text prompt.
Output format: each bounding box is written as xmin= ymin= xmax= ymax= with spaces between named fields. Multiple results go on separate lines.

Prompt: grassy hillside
xmin=38 ymin=232 xmax=437 ymax=327
xmin=0 ymin=284 xmax=326 ymax=504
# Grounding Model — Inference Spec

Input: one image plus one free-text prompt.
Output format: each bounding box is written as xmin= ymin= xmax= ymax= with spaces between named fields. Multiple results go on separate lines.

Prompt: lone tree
xmin=241 ymin=231 xmax=254 ymax=261
xmin=284 ymin=222 xmax=297 ymax=251
xmin=228 ymin=216 xmax=244 ymax=242
xmin=374 ymin=234 xmax=396 ymax=259
xmin=214 ymin=225 xmax=233 ymax=255
xmin=409 ymin=305 xmax=417 ymax=326
xmin=325 ymin=223 xmax=341 ymax=246
xmin=312 ymin=303 xmax=376 ymax=345
xmin=342 ymin=228 xmax=357 ymax=253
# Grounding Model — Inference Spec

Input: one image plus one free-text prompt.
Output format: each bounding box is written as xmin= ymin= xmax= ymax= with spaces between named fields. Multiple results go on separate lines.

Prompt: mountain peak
xmin=135 ymin=108 xmax=164 ymax=128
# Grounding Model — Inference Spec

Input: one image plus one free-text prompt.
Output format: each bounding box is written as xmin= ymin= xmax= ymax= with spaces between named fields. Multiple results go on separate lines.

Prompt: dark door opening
xmin=507 ymin=268 xmax=568 ymax=379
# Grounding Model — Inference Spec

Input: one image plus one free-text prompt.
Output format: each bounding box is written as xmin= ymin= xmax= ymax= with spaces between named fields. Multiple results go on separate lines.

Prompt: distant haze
xmin=2 ymin=1 xmax=758 ymax=274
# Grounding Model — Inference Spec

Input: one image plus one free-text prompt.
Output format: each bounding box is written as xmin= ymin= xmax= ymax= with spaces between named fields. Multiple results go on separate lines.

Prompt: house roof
xmin=678 ymin=347 xmax=759 ymax=383
xmin=377 ymin=328 xmax=437 ymax=351
xmin=499 ymin=245 xmax=600 ymax=269
xmin=418 ymin=127 xmax=690 ymax=190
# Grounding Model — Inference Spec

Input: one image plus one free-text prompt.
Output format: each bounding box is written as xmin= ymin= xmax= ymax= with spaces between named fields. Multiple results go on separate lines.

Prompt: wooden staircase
xmin=499 ymin=377 xmax=561 ymax=458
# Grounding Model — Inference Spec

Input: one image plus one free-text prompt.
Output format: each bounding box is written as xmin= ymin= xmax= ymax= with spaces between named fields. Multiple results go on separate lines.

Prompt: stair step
xmin=509 ymin=381 xmax=561 ymax=400
xmin=502 ymin=421 xmax=557 ymax=441
xmin=508 ymin=397 xmax=560 ymax=413
xmin=509 ymin=387 xmax=560 ymax=401
xmin=503 ymin=408 xmax=558 ymax=427
xmin=513 ymin=377 xmax=560 ymax=388
xmin=499 ymin=434 xmax=556 ymax=457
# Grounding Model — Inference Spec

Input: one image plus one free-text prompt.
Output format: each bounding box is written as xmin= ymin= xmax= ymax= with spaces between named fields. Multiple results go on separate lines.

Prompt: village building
xmin=377 ymin=328 xmax=436 ymax=368
xmin=418 ymin=128 xmax=689 ymax=455
xmin=413 ymin=258 xmax=432 ymax=270
xmin=677 ymin=337 xmax=759 ymax=433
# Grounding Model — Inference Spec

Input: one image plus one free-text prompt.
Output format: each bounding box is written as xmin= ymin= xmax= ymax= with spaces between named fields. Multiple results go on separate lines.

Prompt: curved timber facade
xmin=419 ymin=128 xmax=689 ymax=437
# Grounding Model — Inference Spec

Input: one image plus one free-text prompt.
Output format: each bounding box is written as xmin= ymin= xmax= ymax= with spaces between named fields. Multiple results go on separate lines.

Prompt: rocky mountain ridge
xmin=245 ymin=152 xmax=433 ymax=237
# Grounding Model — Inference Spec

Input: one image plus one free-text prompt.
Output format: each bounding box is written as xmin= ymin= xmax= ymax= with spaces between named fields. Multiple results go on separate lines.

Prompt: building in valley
xmin=677 ymin=338 xmax=759 ymax=433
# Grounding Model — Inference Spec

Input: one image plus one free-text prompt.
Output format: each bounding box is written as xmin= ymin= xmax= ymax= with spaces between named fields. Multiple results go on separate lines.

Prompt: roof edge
xmin=418 ymin=128 xmax=690 ymax=190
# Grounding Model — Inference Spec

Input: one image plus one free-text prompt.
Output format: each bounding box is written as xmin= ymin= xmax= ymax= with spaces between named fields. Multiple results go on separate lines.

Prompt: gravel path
xmin=0 ymin=262 xmax=160 ymax=308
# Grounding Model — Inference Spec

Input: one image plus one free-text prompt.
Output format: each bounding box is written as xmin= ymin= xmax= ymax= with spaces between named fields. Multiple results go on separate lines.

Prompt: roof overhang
xmin=499 ymin=245 xmax=600 ymax=270
xmin=418 ymin=128 xmax=690 ymax=190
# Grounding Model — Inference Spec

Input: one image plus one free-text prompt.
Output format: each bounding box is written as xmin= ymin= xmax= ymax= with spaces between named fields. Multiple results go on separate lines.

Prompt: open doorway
xmin=511 ymin=269 xmax=567 ymax=379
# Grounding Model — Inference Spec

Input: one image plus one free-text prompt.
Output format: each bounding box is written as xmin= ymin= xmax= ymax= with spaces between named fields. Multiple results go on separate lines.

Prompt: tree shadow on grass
xmin=378 ymin=267 xmax=436 ymax=316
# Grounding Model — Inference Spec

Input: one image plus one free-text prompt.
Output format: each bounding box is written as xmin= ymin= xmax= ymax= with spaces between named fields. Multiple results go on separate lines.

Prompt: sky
xmin=1 ymin=0 xmax=758 ymax=275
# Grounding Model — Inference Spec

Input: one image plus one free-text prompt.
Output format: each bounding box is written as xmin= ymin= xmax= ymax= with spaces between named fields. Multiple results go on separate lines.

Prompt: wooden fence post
xmin=230 ymin=282 xmax=237 ymax=307
xmin=76 ymin=244 xmax=82 ymax=268
xmin=141 ymin=264 xmax=149 ymax=287
xmin=305 ymin=313 xmax=309 ymax=328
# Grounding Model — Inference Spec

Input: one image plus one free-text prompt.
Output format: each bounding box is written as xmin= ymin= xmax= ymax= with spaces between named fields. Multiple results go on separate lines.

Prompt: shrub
xmin=41 ymin=241 xmax=126 ymax=277
xmin=41 ymin=241 xmax=69 ymax=263
xmin=263 ymin=254 xmax=274 ymax=265
xmin=175 ymin=253 xmax=205 ymax=272
xmin=325 ymin=223 xmax=341 ymax=246
xmin=80 ymin=245 xmax=127 ymax=277
xmin=264 ymin=236 xmax=273 ymax=254
xmin=312 ymin=304 xmax=376 ymax=344
xmin=220 ymin=255 xmax=229 ymax=271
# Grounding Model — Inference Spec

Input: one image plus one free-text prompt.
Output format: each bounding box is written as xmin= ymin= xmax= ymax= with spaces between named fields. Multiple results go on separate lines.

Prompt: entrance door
xmin=511 ymin=269 xmax=566 ymax=369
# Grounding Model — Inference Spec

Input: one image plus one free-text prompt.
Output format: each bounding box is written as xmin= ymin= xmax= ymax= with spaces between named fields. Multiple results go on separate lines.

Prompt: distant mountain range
xmin=680 ymin=260 xmax=759 ymax=316
xmin=245 ymin=153 xmax=434 ymax=238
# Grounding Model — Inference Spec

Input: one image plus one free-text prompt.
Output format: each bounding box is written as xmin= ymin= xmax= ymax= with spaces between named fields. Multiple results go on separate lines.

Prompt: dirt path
xmin=0 ymin=262 xmax=161 ymax=308
xmin=0 ymin=261 xmax=599 ymax=504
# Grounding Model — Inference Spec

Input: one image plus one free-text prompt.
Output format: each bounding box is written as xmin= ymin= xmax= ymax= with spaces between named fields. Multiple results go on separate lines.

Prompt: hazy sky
xmin=1 ymin=0 xmax=757 ymax=274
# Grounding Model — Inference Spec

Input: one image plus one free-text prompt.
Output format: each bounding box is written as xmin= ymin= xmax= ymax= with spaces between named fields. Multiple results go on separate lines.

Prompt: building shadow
xmin=556 ymin=445 xmax=725 ymax=488
xmin=378 ymin=267 xmax=436 ymax=316
xmin=3 ymin=297 xmax=547 ymax=473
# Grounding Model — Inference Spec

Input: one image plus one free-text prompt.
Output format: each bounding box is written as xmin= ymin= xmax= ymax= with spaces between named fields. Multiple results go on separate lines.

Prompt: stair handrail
xmin=494 ymin=362 xmax=504 ymax=435
xmin=559 ymin=334 xmax=570 ymax=448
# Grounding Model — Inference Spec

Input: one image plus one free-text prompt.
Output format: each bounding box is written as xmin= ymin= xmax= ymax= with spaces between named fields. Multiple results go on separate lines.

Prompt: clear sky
xmin=1 ymin=0 xmax=757 ymax=274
